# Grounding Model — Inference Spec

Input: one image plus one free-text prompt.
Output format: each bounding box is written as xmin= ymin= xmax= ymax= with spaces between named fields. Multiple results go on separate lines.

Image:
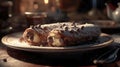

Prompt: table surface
xmin=0 ymin=34 xmax=120 ymax=67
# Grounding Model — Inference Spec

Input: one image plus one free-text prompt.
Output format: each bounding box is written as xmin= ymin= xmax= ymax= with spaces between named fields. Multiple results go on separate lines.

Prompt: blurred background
xmin=0 ymin=0 xmax=120 ymax=36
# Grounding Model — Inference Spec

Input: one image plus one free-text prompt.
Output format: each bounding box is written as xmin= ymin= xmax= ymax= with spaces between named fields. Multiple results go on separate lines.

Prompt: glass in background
xmin=25 ymin=12 xmax=47 ymax=26
xmin=44 ymin=0 xmax=69 ymax=23
xmin=0 ymin=1 xmax=9 ymax=34
xmin=24 ymin=1 xmax=47 ymax=26
xmin=24 ymin=0 xmax=69 ymax=27
xmin=0 ymin=0 xmax=28 ymax=35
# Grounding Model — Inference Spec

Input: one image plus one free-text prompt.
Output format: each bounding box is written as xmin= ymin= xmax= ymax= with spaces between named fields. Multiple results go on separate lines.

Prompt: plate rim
xmin=1 ymin=32 xmax=114 ymax=52
xmin=88 ymin=20 xmax=120 ymax=28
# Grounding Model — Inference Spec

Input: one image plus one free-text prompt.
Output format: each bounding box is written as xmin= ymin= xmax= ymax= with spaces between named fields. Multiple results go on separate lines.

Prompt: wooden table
xmin=0 ymin=33 xmax=120 ymax=67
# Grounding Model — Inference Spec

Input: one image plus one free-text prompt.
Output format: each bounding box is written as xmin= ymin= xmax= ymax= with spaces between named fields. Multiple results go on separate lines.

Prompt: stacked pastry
xmin=20 ymin=22 xmax=101 ymax=47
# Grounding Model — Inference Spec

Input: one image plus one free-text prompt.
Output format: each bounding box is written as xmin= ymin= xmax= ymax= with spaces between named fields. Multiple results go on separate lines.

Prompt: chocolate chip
xmin=48 ymin=36 xmax=53 ymax=40
xmin=77 ymin=28 xmax=80 ymax=32
xmin=81 ymin=26 xmax=84 ymax=30
xmin=70 ymin=30 xmax=74 ymax=33
xmin=64 ymin=26 xmax=68 ymax=31
xmin=60 ymin=30 xmax=64 ymax=33
xmin=59 ymin=25 xmax=62 ymax=28
xmin=3 ymin=59 xmax=7 ymax=62
xmin=63 ymin=24 xmax=66 ymax=27
xmin=47 ymin=36 xmax=53 ymax=44
xmin=27 ymin=32 xmax=34 ymax=41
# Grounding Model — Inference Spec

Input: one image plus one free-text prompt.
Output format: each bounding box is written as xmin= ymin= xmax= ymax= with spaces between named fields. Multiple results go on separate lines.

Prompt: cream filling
xmin=52 ymin=37 xmax=63 ymax=46
xmin=33 ymin=32 xmax=40 ymax=43
xmin=47 ymin=32 xmax=64 ymax=47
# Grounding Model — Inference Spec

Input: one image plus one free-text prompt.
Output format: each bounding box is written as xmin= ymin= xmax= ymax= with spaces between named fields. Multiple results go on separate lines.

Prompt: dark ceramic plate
xmin=1 ymin=32 xmax=113 ymax=52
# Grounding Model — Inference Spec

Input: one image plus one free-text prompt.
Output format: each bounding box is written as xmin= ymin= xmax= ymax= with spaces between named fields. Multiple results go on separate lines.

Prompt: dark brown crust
xmin=47 ymin=30 xmax=99 ymax=47
xmin=21 ymin=23 xmax=101 ymax=47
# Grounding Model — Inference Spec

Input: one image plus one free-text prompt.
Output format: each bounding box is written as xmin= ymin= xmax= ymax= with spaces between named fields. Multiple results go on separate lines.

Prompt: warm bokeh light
xmin=44 ymin=0 xmax=49 ymax=4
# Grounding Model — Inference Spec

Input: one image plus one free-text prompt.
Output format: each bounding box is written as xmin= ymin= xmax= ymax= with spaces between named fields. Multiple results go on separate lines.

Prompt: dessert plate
xmin=88 ymin=20 xmax=120 ymax=28
xmin=1 ymin=32 xmax=113 ymax=52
